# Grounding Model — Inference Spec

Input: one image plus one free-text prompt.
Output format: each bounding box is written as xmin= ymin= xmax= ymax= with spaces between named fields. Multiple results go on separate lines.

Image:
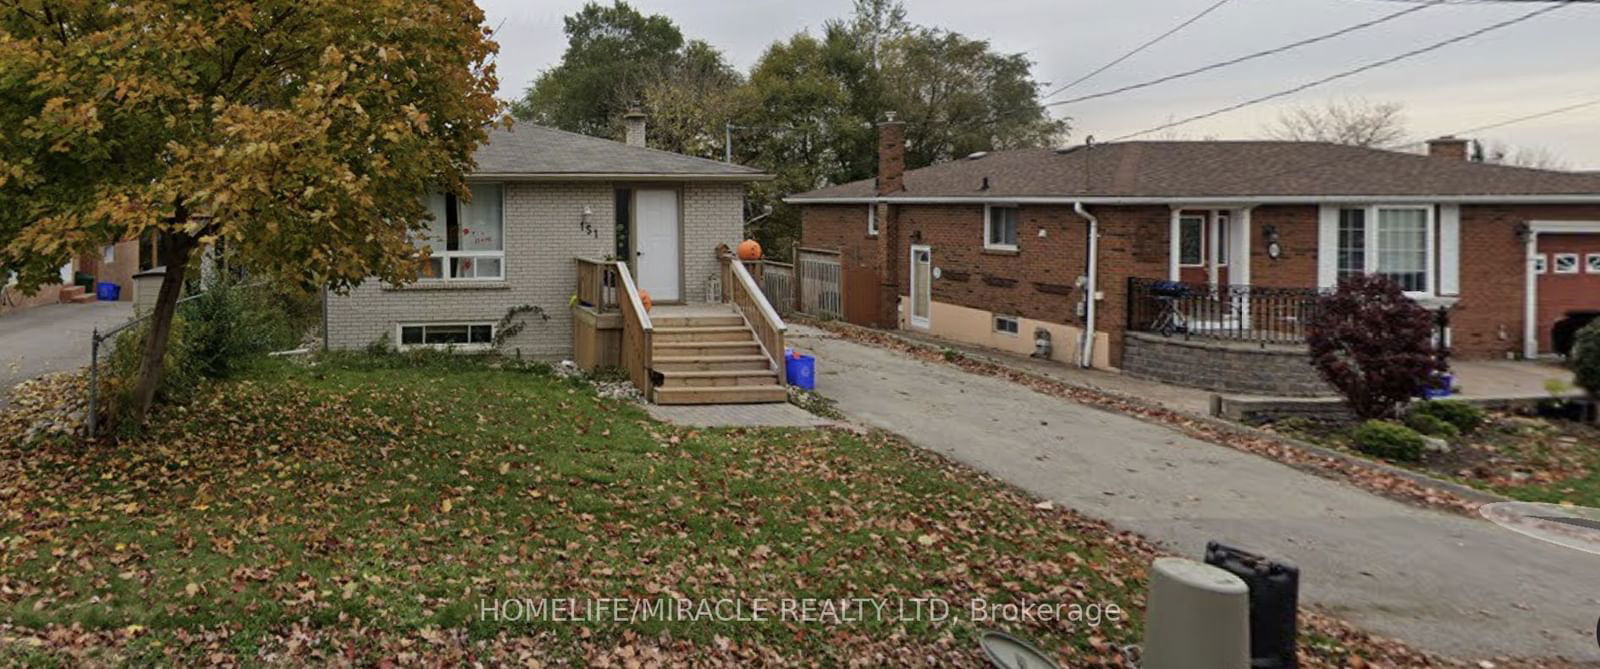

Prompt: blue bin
xmin=785 ymin=353 xmax=816 ymax=391
xmin=95 ymin=282 xmax=120 ymax=301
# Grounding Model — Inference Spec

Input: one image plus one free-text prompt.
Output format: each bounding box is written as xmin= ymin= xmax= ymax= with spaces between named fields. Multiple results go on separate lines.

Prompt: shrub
xmin=1351 ymin=420 xmax=1426 ymax=462
xmin=1306 ymin=275 xmax=1446 ymax=420
xmin=1403 ymin=412 xmax=1460 ymax=441
xmin=1408 ymin=399 xmax=1485 ymax=434
xmin=1573 ymin=320 xmax=1600 ymax=410
xmin=102 ymin=316 xmax=202 ymax=434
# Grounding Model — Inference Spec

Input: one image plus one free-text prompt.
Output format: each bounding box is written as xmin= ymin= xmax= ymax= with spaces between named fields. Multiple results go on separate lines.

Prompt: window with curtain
xmin=986 ymin=206 xmax=1019 ymax=249
xmin=417 ymin=184 xmax=504 ymax=280
xmin=1337 ymin=208 xmax=1366 ymax=280
xmin=1335 ymin=206 xmax=1431 ymax=293
xmin=1376 ymin=208 xmax=1428 ymax=292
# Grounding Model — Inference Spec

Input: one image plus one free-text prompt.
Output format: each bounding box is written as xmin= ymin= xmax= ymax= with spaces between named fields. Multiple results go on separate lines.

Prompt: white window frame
xmin=1177 ymin=214 xmax=1206 ymax=267
xmin=866 ymin=205 xmax=879 ymax=237
xmin=1552 ymin=252 xmax=1580 ymax=275
xmin=984 ymin=204 xmax=1020 ymax=251
xmin=993 ymin=314 xmax=1020 ymax=336
xmin=1587 ymin=253 xmax=1600 ymax=274
xmin=1336 ymin=204 xmax=1436 ymax=296
xmin=419 ymin=184 xmax=506 ymax=282
xmin=1533 ymin=253 xmax=1548 ymax=275
xmin=396 ymin=322 xmax=496 ymax=351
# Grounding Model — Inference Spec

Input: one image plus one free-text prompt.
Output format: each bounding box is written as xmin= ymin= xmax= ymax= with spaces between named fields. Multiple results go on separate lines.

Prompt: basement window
xmin=993 ymin=315 xmax=1020 ymax=336
xmin=398 ymin=323 xmax=494 ymax=350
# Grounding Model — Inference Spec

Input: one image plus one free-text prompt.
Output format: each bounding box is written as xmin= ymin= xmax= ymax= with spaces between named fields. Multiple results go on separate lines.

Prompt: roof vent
xmin=965 ymin=151 xmax=988 ymax=160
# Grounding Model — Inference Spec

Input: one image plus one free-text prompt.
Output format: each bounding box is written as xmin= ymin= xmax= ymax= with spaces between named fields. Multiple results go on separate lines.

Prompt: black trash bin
xmin=1552 ymin=310 xmax=1600 ymax=357
xmin=1205 ymin=542 xmax=1300 ymax=669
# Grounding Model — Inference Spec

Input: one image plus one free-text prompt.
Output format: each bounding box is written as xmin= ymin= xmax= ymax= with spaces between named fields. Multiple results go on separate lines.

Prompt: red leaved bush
xmin=1307 ymin=275 xmax=1445 ymax=419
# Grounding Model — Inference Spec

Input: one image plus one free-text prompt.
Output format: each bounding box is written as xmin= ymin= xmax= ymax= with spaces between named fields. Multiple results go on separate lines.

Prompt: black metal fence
xmin=1125 ymin=277 xmax=1324 ymax=346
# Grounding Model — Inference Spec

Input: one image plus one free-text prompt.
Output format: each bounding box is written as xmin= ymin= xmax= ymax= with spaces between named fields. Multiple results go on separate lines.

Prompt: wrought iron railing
xmin=1125 ymin=277 xmax=1324 ymax=346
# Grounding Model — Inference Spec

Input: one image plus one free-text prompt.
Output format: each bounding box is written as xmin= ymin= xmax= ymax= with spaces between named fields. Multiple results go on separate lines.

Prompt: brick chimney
xmin=622 ymin=109 xmax=647 ymax=148
xmin=1427 ymin=135 xmax=1470 ymax=161
xmin=876 ymin=112 xmax=906 ymax=195
xmin=873 ymin=112 xmax=906 ymax=328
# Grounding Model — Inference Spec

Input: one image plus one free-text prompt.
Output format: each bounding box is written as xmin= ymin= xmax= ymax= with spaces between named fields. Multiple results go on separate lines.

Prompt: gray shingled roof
xmin=472 ymin=125 xmax=765 ymax=179
xmin=788 ymin=141 xmax=1600 ymax=200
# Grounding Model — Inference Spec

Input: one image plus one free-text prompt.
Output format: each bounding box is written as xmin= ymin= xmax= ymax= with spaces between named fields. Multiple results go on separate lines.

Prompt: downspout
xmin=1073 ymin=202 xmax=1099 ymax=369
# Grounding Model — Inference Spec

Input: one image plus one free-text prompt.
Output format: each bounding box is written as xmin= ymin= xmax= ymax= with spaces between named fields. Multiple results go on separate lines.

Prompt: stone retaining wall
xmin=1121 ymin=332 xmax=1332 ymax=397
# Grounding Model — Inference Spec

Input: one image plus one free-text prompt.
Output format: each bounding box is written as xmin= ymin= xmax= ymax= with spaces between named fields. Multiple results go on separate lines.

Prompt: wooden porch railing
xmin=614 ymin=262 xmax=654 ymax=397
xmin=721 ymin=253 xmax=788 ymax=385
xmin=574 ymin=257 xmax=620 ymax=311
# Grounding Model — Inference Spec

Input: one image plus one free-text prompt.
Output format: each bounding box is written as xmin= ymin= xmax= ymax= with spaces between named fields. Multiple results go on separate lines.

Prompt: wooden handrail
xmin=574 ymin=257 xmax=619 ymax=311
xmin=722 ymin=253 xmax=788 ymax=385
xmin=614 ymin=261 xmax=654 ymax=397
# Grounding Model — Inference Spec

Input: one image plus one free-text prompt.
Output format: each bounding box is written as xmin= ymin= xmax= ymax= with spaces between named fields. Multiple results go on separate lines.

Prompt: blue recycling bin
xmin=785 ymin=352 xmax=816 ymax=391
xmin=95 ymin=282 xmax=121 ymax=301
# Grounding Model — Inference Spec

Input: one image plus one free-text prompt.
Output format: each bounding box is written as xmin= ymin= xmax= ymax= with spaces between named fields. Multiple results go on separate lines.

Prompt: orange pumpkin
xmin=638 ymin=289 xmax=652 ymax=312
xmin=737 ymin=239 xmax=762 ymax=261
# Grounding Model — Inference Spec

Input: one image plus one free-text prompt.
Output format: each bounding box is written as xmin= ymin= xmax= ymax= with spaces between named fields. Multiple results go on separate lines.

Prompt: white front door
xmin=909 ymin=245 xmax=931 ymax=328
xmin=635 ymin=189 xmax=681 ymax=302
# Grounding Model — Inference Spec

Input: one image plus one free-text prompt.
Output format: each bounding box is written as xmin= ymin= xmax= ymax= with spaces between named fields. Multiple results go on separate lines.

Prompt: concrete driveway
xmin=0 ymin=301 xmax=134 ymax=409
xmin=791 ymin=326 xmax=1600 ymax=663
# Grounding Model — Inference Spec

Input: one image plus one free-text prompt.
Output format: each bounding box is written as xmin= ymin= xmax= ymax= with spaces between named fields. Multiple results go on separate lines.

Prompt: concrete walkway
xmin=0 ymin=301 xmax=133 ymax=409
xmin=645 ymin=401 xmax=836 ymax=428
xmin=790 ymin=327 xmax=1600 ymax=663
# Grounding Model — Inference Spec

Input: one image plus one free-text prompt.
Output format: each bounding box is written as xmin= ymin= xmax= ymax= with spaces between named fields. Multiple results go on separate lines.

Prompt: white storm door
xmin=910 ymin=245 xmax=932 ymax=328
xmin=634 ymin=189 xmax=681 ymax=302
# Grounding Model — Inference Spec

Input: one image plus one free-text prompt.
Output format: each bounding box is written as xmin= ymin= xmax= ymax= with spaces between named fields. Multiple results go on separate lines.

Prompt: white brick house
xmin=324 ymin=120 xmax=769 ymax=359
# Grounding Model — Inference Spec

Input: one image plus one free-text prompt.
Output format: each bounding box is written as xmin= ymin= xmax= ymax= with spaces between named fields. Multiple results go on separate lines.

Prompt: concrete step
xmin=653 ymin=341 xmax=762 ymax=357
xmin=653 ymin=384 xmax=788 ymax=405
xmin=69 ymin=293 xmax=97 ymax=304
xmin=652 ymin=326 xmax=756 ymax=343
xmin=59 ymin=285 xmax=87 ymax=303
xmin=652 ymin=355 xmax=774 ymax=372
xmin=657 ymin=369 xmax=781 ymax=388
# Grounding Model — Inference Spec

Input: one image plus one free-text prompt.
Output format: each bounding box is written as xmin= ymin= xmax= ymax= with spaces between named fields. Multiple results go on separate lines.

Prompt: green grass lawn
xmin=1 ymin=355 xmax=1157 ymax=666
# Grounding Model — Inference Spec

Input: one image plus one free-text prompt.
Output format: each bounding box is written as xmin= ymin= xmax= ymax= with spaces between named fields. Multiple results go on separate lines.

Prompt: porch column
xmin=1232 ymin=207 xmax=1253 ymax=288
xmin=1168 ymin=208 xmax=1182 ymax=281
xmin=1523 ymin=230 xmax=1539 ymax=359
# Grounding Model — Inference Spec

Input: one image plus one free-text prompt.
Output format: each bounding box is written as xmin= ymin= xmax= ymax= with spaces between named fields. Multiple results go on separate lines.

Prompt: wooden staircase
xmin=649 ymin=307 xmax=787 ymax=405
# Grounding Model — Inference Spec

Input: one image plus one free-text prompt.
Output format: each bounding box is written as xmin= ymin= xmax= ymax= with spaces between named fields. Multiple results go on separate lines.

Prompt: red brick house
xmin=788 ymin=120 xmax=1600 ymax=395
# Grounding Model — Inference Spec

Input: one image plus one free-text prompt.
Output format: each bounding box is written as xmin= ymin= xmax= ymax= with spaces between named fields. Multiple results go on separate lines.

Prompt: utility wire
xmin=1042 ymin=0 xmax=1237 ymax=98
xmin=1047 ymin=1 xmax=1445 ymax=108
xmin=1110 ymin=1 xmax=1572 ymax=141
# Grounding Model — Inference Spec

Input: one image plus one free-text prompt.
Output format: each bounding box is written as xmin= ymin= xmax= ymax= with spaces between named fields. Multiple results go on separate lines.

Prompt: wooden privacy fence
xmin=797 ymin=249 xmax=842 ymax=319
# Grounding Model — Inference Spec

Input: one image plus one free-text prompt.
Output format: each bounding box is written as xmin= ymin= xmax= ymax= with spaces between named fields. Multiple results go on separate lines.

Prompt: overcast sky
xmin=478 ymin=0 xmax=1600 ymax=168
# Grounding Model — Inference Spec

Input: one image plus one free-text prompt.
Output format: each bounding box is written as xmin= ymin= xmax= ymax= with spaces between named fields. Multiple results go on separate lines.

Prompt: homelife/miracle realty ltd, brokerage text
xmin=479 ymin=597 xmax=1125 ymax=626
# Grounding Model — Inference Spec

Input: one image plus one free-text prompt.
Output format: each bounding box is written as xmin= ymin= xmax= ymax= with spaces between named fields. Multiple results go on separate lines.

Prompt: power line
xmin=1042 ymin=0 xmax=1237 ymax=98
xmin=1047 ymin=1 xmax=1445 ymax=108
xmin=1110 ymin=1 xmax=1572 ymax=141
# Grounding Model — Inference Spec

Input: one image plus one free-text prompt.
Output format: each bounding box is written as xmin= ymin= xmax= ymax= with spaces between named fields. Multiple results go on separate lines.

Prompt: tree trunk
xmin=128 ymin=229 xmax=198 ymax=426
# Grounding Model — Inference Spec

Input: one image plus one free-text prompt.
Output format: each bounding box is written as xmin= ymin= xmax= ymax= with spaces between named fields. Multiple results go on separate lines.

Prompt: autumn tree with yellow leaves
xmin=0 ymin=1 xmax=502 ymax=425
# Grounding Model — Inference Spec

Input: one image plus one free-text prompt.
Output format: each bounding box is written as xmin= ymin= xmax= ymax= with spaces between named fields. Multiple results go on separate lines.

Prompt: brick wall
xmin=325 ymin=182 xmax=746 ymax=358
xmin=681 ymin=182 xmax=747 ymax=303
xmin=800 ymin=204 xmax=877 ymax=269
xmin=1249 ymin=205 xmax=1320 ymax=288
xmin=1457 ymin=204 xmax=1600 ymax=358
xmin=889 ymin=203 xmax=1093 ymax=326
xmin=800 ymin=199 xmax=1600 ymax=366
xmin=1122 ymin=332 xmax=1332 ymax=396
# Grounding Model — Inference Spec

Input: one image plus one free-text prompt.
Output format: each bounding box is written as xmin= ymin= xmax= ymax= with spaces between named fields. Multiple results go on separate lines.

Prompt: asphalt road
xmin=791 ymin=325 xmax=1600 ymax=664
xmin=0 ymin=301 xmax=134 ymax=410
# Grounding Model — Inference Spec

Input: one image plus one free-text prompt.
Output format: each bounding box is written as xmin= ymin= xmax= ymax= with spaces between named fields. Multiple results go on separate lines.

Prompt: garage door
xmin=1534 ymin=234 xmax=1600 ymax=353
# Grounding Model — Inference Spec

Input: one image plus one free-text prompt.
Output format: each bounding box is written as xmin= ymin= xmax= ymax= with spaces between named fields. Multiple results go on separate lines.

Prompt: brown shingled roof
xmin=786 ymin=141 xmax=1600 ymax=201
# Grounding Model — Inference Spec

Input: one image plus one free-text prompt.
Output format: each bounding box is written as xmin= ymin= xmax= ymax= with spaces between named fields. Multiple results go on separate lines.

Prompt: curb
xmin=802 ymin=318 xmax=1512 ymax=510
